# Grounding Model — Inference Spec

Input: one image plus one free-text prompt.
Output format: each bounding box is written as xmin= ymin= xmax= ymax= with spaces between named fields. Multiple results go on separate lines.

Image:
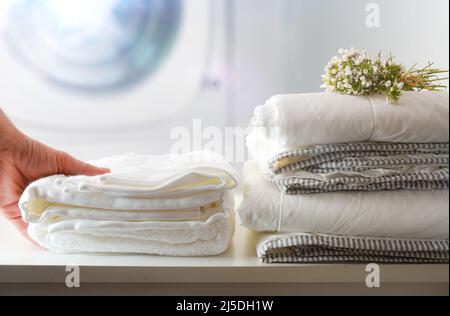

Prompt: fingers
xmin=1 ymin=204 xmax=31 ymax=242
xmin=1 ymin=202 xmax=21 ymax=220
xmin=8 ymin=217 xmax=40 ymax=246
xmin=9 ymin=216 xmax=29 ymax=238
xmin=69 ymin=160 xmax=110 ymax=177
xmin=57 ymin=152 xmax=110 ymax=177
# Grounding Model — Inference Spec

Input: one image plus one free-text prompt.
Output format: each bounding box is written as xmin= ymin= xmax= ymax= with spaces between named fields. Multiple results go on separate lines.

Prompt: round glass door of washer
xmin=4 ymin=0 xmax=182 ymax=92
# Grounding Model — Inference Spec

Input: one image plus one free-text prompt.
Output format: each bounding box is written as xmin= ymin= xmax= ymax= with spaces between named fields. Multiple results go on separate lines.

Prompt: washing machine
xmin=0 ymin=0 xmax=234 ymax=160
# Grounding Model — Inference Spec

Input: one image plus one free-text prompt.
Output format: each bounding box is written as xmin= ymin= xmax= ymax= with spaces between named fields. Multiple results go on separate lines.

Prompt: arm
xmin=0 ymin=108 xmax=108 ymax=237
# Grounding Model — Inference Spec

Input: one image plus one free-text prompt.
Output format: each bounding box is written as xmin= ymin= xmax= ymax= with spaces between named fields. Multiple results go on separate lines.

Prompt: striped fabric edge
xmin=273 ymin=169 xmax=449 ymax=186
xmin=290 ymin=247 xmax=449 ymax=260
xmin=268 ymin=142 xmax=449 ymax=166
xmin=258 ymin=234 xmax=449 ymax=264
xmin=282 ymin=181 xmax=449 ymax=195
xmin=261 ymin=255 xmax=448 ymax=264
xmin=272 ymin=169 xmax=450 ymax=194
xmin=306 ymin=155 xmax=449 ymax=173
xmin=267 ymin=142 xmax=449 ymax=175
xmin=273 ymin=154 xmax=449 ymax=175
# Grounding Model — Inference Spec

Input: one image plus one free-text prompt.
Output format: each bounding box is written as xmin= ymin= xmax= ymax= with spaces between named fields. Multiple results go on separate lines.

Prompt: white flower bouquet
xmin=321 ymin=48 xmax=448 ymax=103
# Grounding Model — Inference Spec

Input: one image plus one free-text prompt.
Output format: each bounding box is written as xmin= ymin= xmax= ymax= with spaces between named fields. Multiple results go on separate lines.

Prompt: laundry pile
xmin=238 ymin=91 xmax=450 ymax=263
xmin=20 ymin=152 xmax=239 ymax=256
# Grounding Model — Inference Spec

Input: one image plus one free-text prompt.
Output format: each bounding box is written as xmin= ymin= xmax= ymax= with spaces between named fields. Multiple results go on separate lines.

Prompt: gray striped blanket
xmin=258 ymin=233 xmax=449 ymax=264
xmin=266 ymin=142 xmax=449 ymax=194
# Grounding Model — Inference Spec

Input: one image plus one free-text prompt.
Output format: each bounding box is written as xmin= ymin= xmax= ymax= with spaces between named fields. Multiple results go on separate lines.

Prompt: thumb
xmin=57 ymin=152 xmax=110 ymax=177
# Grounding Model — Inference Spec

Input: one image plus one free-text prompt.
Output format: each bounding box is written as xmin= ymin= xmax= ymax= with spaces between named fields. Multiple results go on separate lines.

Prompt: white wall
xmin=234 ymin=0 xmax=450 ymax=126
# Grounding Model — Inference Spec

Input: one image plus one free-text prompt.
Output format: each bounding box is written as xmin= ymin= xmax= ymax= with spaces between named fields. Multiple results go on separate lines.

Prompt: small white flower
xmin=356 ymin=56 xmax=365 ymax=65
xmin=360 ymin=76 xmax=366 ymax=82
xmin=332 ymin=56 xmax=341 ymax=64
xmin=385 ymin=80 xmax=392 ymax=87
xmin=397 ymin=82 xmax=405 ymax=89
xmin=347 ymin=48 xmax=357 ymax=57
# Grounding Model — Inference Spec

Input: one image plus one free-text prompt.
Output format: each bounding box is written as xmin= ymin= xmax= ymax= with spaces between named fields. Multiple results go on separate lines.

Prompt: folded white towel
xmin=237 ymin=162 xmax=449 ymax=239
xmin=250 ymin=91 xmax=449 ymax=150
xmin=20 ymin=152 xmax=239 ymax=256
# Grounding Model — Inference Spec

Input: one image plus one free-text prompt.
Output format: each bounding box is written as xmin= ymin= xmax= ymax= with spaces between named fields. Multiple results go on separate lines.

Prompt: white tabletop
xmin=0 ymin=198 xmax=448 ymax=285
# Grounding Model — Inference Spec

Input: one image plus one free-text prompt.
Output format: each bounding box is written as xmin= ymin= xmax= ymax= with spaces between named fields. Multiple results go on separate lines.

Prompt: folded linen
xmin=237 ymin=162 xmax=449 ymax=239
xmin=257 ymin=233 xmax=449 ymax=263
xmin=263 ymin=142 xmax=449 ymax=194
xmin=250 ymin=91 xmax=449 ymax=148
xmin=19 ymin=152 xmax=239 ymax=256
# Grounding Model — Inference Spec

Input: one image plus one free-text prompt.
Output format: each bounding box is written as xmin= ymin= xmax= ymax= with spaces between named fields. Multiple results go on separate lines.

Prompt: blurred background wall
xmin=0 ymin=0 xmax=448 ymax=161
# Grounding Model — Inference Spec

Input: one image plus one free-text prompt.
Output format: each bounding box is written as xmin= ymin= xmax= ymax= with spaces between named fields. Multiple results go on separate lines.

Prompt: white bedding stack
xmin=20 ymin=152 xmax=239 ymax=256
xmin=238 ymin=91 xmax=450 ymax=263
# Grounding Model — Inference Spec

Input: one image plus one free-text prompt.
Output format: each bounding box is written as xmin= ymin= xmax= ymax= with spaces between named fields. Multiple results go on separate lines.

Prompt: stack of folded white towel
xmin=238 ymin=91 xmax=450 ymax=263
xmin=20 ymin=151 xmax=239 ymax=256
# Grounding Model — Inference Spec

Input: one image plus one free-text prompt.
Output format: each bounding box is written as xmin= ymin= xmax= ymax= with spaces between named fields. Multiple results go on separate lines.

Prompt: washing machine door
xmin=0 ymin=0 xmax=211 ymax=130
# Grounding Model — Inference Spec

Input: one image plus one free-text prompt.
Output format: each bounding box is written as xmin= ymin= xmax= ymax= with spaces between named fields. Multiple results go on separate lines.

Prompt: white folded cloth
xmin=250 ymin=91 xmax=449 ymax=151
xmin=237 ymin=162 xmax=449 ymax=239
xmin=20 ymin=152 xmax=240 ymax=256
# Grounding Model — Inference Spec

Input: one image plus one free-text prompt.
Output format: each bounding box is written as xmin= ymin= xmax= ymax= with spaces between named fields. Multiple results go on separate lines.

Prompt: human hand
xmin=0 ymin=109 xmax=109 ymax=238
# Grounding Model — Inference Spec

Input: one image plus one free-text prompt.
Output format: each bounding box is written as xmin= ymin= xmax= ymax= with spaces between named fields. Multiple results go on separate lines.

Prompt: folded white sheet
xmin=20 ymin=152 xmax=239 ymax=256
xmin=237 ymin=162 xmax=449 ymax=239
xmin=250 ymin=91 xmax=449 ymax=150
